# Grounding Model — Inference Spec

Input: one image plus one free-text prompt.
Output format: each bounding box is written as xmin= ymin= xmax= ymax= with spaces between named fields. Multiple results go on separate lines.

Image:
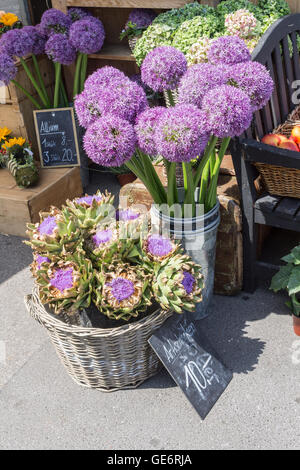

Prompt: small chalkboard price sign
xmin=33 ymin=108 xmax=80 ymax=168
xmin=149 ymin=315 xmax=233 ymax=420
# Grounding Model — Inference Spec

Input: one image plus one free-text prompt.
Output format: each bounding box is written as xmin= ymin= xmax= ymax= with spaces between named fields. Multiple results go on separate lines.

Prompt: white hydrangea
xmin=186 ymin=36 xmax=211 ymax=65
xmin=225 ymin=8 xmax=259 ymax=38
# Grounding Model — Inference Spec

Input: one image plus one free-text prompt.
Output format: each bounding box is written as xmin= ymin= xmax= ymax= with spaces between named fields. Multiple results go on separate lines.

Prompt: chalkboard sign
xmin=34 ymin=108 xmax=80 ymax=168
xmin=149 ymin=315 xmax=233 ymax=420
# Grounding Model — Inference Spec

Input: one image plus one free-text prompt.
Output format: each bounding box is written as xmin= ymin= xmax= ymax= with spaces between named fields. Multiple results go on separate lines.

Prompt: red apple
xmin=278 ymin=140 xmax=299 ymax=152
xmin=261 ymin=134 xmax=281 ymax=146
xmin=277 ymin=134 xmax=290 ymax=143
xmin=291 ymin=126 xmax=300 ymax=144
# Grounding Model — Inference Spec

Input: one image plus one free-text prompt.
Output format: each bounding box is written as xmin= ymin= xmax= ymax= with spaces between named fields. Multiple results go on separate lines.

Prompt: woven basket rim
xmin=25 ymin=287 xmax=173 ymax=338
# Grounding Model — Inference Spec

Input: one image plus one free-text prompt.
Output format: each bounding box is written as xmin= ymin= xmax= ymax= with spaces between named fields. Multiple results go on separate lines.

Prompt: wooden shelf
xmin=89 ymin=43 xmax=135 ymax=61
xmin=66 ymin=0 xmax=194 ymax=8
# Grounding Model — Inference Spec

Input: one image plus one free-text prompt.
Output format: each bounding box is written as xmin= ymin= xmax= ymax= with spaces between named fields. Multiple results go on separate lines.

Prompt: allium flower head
xmin=155 ymin=104 xmax=210 ymax=163
xmin=202 ymin=84 xmax=253 ymax=138
xmin=178 ymin=63 xmax=230 ymax=109
xmin=135 ymin=107 xmax=167 ymax=157
xmin=126 ymin=8 xmax=156 ymax=29
xmin=141 ymin=46 xmax=187 ymax=92
xmin=208 ymin=35 xmax=251 ymax=66
xmin=0 ymin=28 xmax=34 ymax=57
xmin=225 ymin=9 xmax=258 ymax=39
xmin=40 ymin=8 xmax=71 ymax=36
xmin=45 ymin=33 xmax=76 ymax=65
xmin=50 ymin=268 xmax=74 ymax=293
xmin=0 ymin=53 xmax=17 ymax=85
xmin=84 ymin=66 xmax=126 ymax=90
xmin=68 ymin=7 xmax=92 ymax=22
xmin=69 ymin=17 xmax=105 ymax=54
xmin=38 ymin=216 xmax=58 ymax=236
xmin=227 ymin=61 xmax=274 ymax=111
xmin=22 ymin=25 xmax=47 ymax=55
xmin=83 ymin=114 xmax=137 ymax=167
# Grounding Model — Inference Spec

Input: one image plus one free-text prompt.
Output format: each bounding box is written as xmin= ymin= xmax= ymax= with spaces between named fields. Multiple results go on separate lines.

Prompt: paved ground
xmin=0 ymin=172 xmax=300 ymax=450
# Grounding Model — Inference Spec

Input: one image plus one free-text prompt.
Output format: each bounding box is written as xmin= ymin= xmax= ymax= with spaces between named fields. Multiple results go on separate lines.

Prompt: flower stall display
xmin=0 ymin=7 xmax=105 ymax=110
xmin=1 ymin=136 xmax=39 ymax=188
xmin=271 ymin=246 xmax=300 ymax=336
xmin=120 ymin=8 xmax=157 ymax=53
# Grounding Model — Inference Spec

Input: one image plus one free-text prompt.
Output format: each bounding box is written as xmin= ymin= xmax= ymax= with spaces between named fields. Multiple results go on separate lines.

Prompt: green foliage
xmin=120 ymin=21 xmax=147 ymax=41
xmin=172 ymin=14 xmax=220 ymax=54
xmin=271 ymin=245 xmax=300 ymax=316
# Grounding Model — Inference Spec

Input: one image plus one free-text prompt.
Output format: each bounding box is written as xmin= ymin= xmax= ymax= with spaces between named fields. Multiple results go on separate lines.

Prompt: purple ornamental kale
xmin=36 ymin=255 xmax=50 ymax=269
xmin=38 ymin=216 xmax=58 ymax=236
xmin=0 ymin=53 xmax=17 ymax=85
xmin=84 ymin=66 xmax=126 ymax=90
xmin=67 ymin=7 xmax=92 ymax=23
xmin=92 ymin=229 xmax=113 ymax=247
xmin=116 ymin=209 xmax=140 ymax=221
xmin=227 ymin=61 xmax=274 ymax=112
xmin=22 ymin=26 xmax=47 ymax=55
xmin=135 ymin=107 xmax=167 ymax=157
xmin=155 ymin=104 xmax=210 ymax=163
xmin=83 ymin=114 xmax=137 ymax=167
xmin=40 ymin=8 xmax=72 ymax=36
xmin=208 ymin=36 xmax=251 ymax=66
xmin=50 ymin=268 xmax=74 ymax=292
xmin=76 ymin=195 xmax=102 ymax=206
xmin=0 ymin=28 xmax=34 ymax=57
xmin=177 ymin=63 xmax=230 ymax=109
xmin=45 ymin=33 xmax=76 ymax=65
xmin=69 ymin=17 xmax=105 ymax=54
xmin=147 ymin=235 xmax=173 ymax=257
xmin=141 ymin=46 xmax=187 ymax=92
xmin=202 ymin=85 xmax=253 ymax=138
xmin=182 ymin=271 xmax=195 ymax=295
xmin=108 ymin=278 xmax=135 ymax=302
xmin=126 ymin=8 xmax=156 ymax=29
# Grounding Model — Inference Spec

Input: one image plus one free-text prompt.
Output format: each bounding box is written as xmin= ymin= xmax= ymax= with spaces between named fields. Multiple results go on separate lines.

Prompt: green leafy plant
xmin=172 ymin=14 xmax=220 ymax=54
xmin=270 ymin=245 xmax=300 ymax=317
xmin=120 ymin=21 xmax=147 ymax=41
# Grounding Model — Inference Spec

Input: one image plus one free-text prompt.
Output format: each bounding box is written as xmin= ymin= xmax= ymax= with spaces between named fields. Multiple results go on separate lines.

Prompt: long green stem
xmin=136 ymin=149 xmax=167 ymax=203
xmin=194 ymin=135 xmax=218 ymax=189
xmin=167 ymin=162 xmax=176 ymax=208
xmin=32 ymin=54 xmax=50 ymax=107
xmin=80 ymin=54 xmax=88 ymax=93
xmin=60 ymin=79 xmax=69 ymax=107
xmin=20 ymin=57 xmax=48 ymax=108
xmin=11 ymin=80 xmax=42 ymax=109
xmin=205 ymin=137 xmax=231 ymax=212
xmin=199 ymin=159 xmax=210 ymax=206
xmin=183 ymin=162 xmax=195 ymax=217
xmin=125 ymin=158 xmax=162 ymax=205
xmin=53 ymin=62 xmax=61 ymax=108
xmin=73 ymin=53 xmax=83 ymax=98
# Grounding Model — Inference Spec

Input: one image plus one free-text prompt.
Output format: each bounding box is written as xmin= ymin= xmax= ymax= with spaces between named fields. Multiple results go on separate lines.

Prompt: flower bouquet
xmin=120 ymin=8 xmax=156 ymax=53
xmin=0 ymin=12 xmax=22 ymax=37
xmin=1 ymin=136 xmax=39 ymax=188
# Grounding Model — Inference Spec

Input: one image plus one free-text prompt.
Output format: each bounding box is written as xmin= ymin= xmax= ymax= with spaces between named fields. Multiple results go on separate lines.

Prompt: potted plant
xmin=120 ymin=8 xmax=156 ymax=53
xmin=270 ymin=246 xmax=300 ymax=336
xmin=74 ymin=36 xmax=273 ymax=318
xmin=1 ymin=136 xmax=39 ymax=188
xmin=24 ymin=190 xmax=204 ymax=390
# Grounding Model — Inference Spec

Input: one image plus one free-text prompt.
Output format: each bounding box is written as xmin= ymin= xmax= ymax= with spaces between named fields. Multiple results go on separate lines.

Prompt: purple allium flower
xmin=84 ymin=66 xmax=126 ymax=91
xmin=76 ymin=194 xmax=102 ymax=206
xmin=108 ymin=278 xmax=135 ymax=302
xmin=69 ymin=17 xmax=105 ymax=54
xmin=141 ymin=46 xmax=187 ymax=92
xmin=36 ymin=255 xmax=50 ymax=270
xmin=147 ymin=234 xmax=173 ymax=257
xmin=50 ymin=268 xmax=74 ymax=292
xmin=227 ymin=61 xmax=274 ymax=112
xmin=182 ymin=271 xmax=195 ymax=295
xmin=38 ymin=216 xmax=58 ymax=236
xmin=83 ymin=114 xmax=137 ymax=167
xmin=22 ymin=26 xmax=47 ymax=55
xmin=202 ymin=85 xmax=253 ymax=138
xmin=155 ymin=104 xmax=210 ymax=163
xmin=92 ymin=229 xmax=113 ymax=246
xmin=0 ymin=28 xmax=34 ymax=57
xmin=0 ymin=53 xmax=17 ymax=85
xmin=74 ymin=90 xmax=95 ymax=128
xmin=68 ymin=7 xmax=92 ymax=22
xmin=40 ymin=8 xmax=72 ymax=36
xmin=116 ymin=209 xmax=140 ymax=221
xmin=126 ymin=8 xmax=156 ymax=29
xmin=178 ymin=63 xmax=230 ymax=109
xmin=208 ymin=36 xmax=251 ymax=66
xmin=135 ymin=107 xmax=167 ymax=156
xmin=45 ymin=33 xmax=76 ymax=65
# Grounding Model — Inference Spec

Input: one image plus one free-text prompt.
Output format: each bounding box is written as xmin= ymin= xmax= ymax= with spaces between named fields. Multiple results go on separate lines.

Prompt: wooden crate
xmin=0 ymin=55 xmax=54 ymax=157
xmin=0 ymin=167 xmax=83 ymax=237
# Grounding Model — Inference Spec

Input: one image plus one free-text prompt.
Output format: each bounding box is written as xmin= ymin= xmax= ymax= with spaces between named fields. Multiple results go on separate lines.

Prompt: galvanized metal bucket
xmin=151 ymin=191 xmax=220 ymax=320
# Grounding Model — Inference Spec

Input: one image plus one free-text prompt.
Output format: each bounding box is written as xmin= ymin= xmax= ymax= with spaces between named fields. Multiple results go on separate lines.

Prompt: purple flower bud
xmin=147 ymin=235 xmax=173 ymax=257
xmin=92 ymin=229 xmax=113 ymax=247
xmin=126 ymin=8 xmax=156 ymax=29
xmin=45 ymin=33 xmax=76 ymax=65
xmin=76 ymin=195 xmax=102 ymax=206
xmin=116 ymin=209 xmax=140 ymax=221
xmin=108 ymin=278 xmax=135 ymax=302
xmin=182 ymin=271 xmax=195 ymax=294
xmin=38 ymin=216 xmax=57 ymax=236
xmin=50 ymin=268 xmax=74 ymax=292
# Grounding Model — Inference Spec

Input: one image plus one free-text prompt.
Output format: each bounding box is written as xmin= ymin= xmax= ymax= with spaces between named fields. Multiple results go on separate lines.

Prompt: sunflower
xmin=0 ymin=127 xmax=11 ymax=142
xmin=0 ymin=13 xmax=19 ymax=27
xmin=2 ymin=137 xmax=26 ymax=151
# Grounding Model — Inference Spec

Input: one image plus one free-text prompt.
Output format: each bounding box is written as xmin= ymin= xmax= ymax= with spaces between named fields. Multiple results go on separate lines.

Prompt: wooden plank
xmin=281 ymin=36 xmax=295 ymax=109
xmin=89 ymin=43 xmax=134 ymax=61
xmin=287 ymin=0 xmax=300 ymax=13
xmin=255 ymin=194 xmax=282 ymax=213
xmin=273 ymin=44 xmax=289 ymax=120
xmin=255 ymin=208 xmax=300 ymax=231
xmin=267 ymin=57 xmax=281 ymax=128
xmin=66 ymin=0 xmax=201 ymax=7
xmin=51 ymin=0 xmax=68 ymax=13
xmin=275 ymin=197 xmax=300 ymax=218
xmin=290 ymin=31 xmax=300 ymax=80
xmin=242 ymin=140 xmax=300 ymax=168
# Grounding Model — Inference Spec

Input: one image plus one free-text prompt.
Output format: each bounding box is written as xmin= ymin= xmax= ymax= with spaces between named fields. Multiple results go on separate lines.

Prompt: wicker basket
xmin=128 ymin=36 xmax=140 ymax=53
xmin=24 ymin=288 xmax=173 ymax=392
xmin=255 ymin=105 xmax=300 ymax=198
